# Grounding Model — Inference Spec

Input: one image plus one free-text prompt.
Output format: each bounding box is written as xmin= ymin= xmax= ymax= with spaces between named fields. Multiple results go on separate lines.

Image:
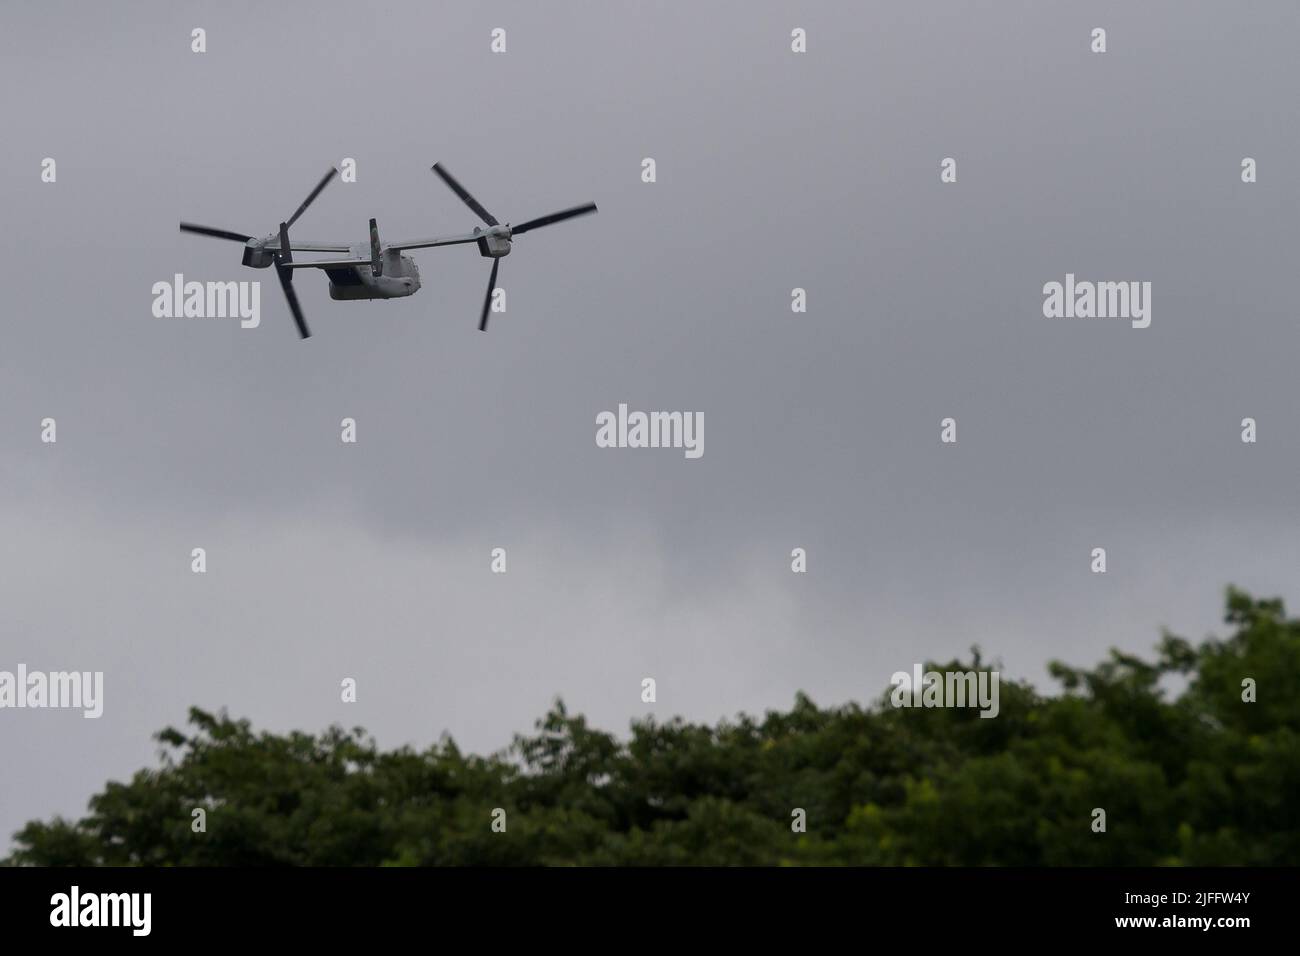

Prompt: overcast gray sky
xmin=2 ymin=1 xmax=1298 ymax=849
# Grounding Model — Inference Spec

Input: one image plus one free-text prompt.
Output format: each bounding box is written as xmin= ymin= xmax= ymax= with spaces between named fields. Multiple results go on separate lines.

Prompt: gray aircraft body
xmin=180 ymin=164 xmax=596 ymax=337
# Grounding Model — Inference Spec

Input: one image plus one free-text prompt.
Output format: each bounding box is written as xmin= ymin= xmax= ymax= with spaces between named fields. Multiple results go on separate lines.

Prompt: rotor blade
xmin=369 ymin=218 xmax=382 ymax=277
xmin=275 ymin=262 xmax=310 ymax=339
xmin=432 ymin=163 xmax=498 ymax=227
xmin=285 ymin=167 xmax=339 ymax=229
xmin=479 ymin=257 xmax=500 ymax=332
xmin=179 ymin=222 xmax=252 ymax=242
xmin=279 ymin=223 xmax=293 ymax=265
xmin=511 ymin=203 xmax=598 ymax=235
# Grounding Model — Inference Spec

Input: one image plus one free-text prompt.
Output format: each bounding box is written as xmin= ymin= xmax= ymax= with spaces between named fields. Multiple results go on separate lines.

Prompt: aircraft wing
xmin=286 ymin=241 xmax=353 ymax=253
xmin=385 ymin=231 xmax=482 ymax=251
xmin=280 ymin=258 xmax=371 ymax=271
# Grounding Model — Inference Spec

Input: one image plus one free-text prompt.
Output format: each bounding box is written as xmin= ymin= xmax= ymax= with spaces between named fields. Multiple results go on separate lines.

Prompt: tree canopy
xmin=7 ymin=587 xmax=1297 ymax=866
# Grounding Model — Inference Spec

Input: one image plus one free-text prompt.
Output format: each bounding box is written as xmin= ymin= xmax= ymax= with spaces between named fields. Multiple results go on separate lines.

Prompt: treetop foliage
xmin=8 ymin=587 xmax=1297 ymax=866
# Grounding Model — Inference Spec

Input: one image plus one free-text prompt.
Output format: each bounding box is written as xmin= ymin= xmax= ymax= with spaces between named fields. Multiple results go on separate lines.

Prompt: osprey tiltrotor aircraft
xmin=179 ymin=163 xmax=598 ymax=338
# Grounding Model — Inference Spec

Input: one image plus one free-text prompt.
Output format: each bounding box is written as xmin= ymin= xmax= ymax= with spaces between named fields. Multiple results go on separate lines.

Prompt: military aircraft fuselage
xmin=241 ymin=235 xmax=420 ymax=300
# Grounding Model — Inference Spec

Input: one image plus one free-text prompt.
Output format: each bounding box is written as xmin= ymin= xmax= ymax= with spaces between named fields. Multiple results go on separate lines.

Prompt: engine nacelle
xmin=241 ymin=242 xmax=275 ymax=269
xmin=476 ymin=234 xmax=511 ymax=258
